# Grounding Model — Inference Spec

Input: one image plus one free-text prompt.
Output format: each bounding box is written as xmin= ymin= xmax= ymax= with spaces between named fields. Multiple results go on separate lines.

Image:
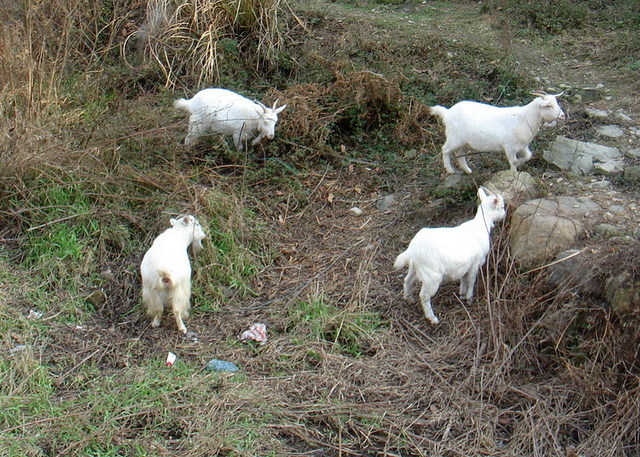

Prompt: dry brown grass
xmin=128 ymin=0 xmax=286 ymax=87
xmin=1 ymin=1 xmax=639 ymax=455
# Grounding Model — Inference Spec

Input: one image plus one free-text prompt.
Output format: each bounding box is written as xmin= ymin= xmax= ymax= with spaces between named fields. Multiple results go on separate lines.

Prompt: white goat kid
xmin=394 ymin=188 xmax=506 ymax=324
xmin=430 ymin=92 xmax=565 ymax=174
xmin=174 ymin=88 xmax=287 ymax=152
xmin=140 ymin=215 xmax=206 ymax=334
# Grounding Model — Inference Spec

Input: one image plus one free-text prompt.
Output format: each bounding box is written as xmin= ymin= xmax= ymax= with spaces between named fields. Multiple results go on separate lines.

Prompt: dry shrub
xmin=331 ymin=70 xmax=402 ymax=130
xmin=395 ymin=97 xmax=436 ymax=147
xmin=266 ymin=83 xmax=335 ymax=149
xmin=268 ymin=70 xmax=405 ymax=152
xmin=129 ymin=0 xmax=285 ymax=87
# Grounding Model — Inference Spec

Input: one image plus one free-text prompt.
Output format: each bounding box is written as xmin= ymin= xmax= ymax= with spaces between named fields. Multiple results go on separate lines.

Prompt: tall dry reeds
xmin=129 ymin=0 xmax=286 ymax=87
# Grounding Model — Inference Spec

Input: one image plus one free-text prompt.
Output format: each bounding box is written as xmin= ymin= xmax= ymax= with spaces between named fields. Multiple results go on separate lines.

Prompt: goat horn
xmin=256 ymin=101 xmax=267 ymax=112
xmin=272 ymin=98 xmax=280 ymax=110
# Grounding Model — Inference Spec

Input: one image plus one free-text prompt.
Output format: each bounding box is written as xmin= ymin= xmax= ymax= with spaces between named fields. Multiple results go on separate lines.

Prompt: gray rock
xmin=509 ymin=196 xmax=601 ymax=267
xmin=586 ymin=179 xmax=611 ymax=189
xmin=574 ymin=87 xmax=603 ymax=103
xmin=626 ymin=148 xmax=640 ymax=158
xmin=483 ymin=170 xmax=541 ymax=207
xmin=596 ymin=125 xmax=625 ymax=138
xmin=376 ymin=194 xmax=395 ymax=212
xmin=547 ymin=249 xmax=602 ymax=296
xmin=544 ymin=135 xmax=624 ymax=175
xmin=584 ymin=107 xmax=609 ymax=119
xmin=605 ymin=272 xmax=640 ymax=315
xmin=623 ymin=166 xmax=640 ymax=180
xmin=595 ymin=223 xmax=625 ymax=237
xmin=438 ymin=173 xmax=465 ymax=190
xmin=614 ymin=111 xmax=633 ymax=123
xmin=404 ymin=149 xmax=418 ymax=160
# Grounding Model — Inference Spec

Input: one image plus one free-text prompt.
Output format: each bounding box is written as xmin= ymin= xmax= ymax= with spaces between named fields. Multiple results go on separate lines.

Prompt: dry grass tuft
xmin=128 ymin=0 xmax=286 ymax=87
xmin=268 ymin=70 xmax=404 ymax=154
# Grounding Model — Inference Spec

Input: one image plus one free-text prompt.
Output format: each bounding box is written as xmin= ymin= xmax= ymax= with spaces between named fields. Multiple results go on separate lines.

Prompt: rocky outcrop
xmin=483 ymin=170 xmax=542 ymax=207
xmin=543 ymin=136 xmax=624 ymax=175
xmin=508 ymin=196 xmax=601 ymax=268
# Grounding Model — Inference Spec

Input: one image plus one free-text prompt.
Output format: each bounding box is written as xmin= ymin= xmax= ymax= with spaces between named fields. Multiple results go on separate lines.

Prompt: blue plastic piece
xmin=206 ymin=359 xmax=239 ymax=372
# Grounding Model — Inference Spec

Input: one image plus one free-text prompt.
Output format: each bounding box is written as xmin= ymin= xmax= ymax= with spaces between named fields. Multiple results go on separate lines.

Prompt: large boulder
xmin=509 ymin=196 xmax=601 ymax=267
xmin=547 ymin=249 xmax=602 ymax=296
xmin=547 ymin=247 xmax=640 ymax=316
xmin=483 ymin=170 xmax=542 ymax=207
xmin=543 ymin=135 xmax=624 ymax=175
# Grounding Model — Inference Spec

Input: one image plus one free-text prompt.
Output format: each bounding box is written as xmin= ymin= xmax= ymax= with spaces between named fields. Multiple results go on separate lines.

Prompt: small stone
xmin=615 ymin=112 xmax=633 ymax=123
xmin=623 ymin=166 xmax=640 ymax=180
xmin=349 ymin=206 xmax=364 ymax=216
xmin=85 ymin=289 xmax=107 ymax=306
xmin=595 ymin=223 xmax=625 ymax=237
xmin=586 ymin=179 xmax=611 ymax=189
xmin=376 ymin=195 xmax=395 ymax=212
xmin=438 ymin=173 xmax=465 ymax=189
xmin=584 ymin=107 xmax=609 ymax=119
xmin=596 ymin=125 xmax=624 ymax=138
xmin=575 ymin=87 xmax=602 ymax=103
xmin=404 ymin=149 xmax=417 ymax=160
xmin=100 ymin=269 xmax=115 ymax=281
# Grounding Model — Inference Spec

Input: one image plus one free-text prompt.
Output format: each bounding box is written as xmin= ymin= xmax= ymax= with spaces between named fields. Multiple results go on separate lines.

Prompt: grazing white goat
xmin=394 ymin=187 xmax=506 ymax=324
xmin=174 ymin=88 xmax=287 ymax=152
xmin=430 ymin=92 xmax=565 ymax=174
xmin=140 ymin=215 xmax=206 ymax=334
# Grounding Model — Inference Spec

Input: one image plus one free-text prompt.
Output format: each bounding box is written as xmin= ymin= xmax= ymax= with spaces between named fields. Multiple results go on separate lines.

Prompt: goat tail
xmin=159 ymin=270 xmax=173 ymax=289
xmin=394 ymin=251 xmax=410 ymax=270
xmin=429 ymin=105 xmax=448 ymax=119
xmin=173 ymin=98 xmax=191 ymax=112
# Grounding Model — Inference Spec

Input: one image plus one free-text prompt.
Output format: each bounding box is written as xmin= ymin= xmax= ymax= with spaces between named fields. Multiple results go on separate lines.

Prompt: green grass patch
xmin=286 ymin=295 xmax=386 ymax=357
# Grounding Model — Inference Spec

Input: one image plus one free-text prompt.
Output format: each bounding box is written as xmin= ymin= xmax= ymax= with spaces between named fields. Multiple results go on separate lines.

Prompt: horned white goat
xmin=430 ymin=92 xmax=565 ymax=174
xmin=140 ymin=215 xmax=206 ymax=334
xmin=174 ymin=88 xmax=287 ymax=152
xmin=394 ymin=187 xmax=506 ymax=324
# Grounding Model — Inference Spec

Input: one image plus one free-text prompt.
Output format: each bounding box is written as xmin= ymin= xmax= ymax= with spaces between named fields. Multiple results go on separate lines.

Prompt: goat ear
xmin=274 ymin=104 xmax=287 ymax=114
xmin=182 ymin=215 xmax=194 ymax=226
xmin=477 ymin=187 xmax=489 ymax=200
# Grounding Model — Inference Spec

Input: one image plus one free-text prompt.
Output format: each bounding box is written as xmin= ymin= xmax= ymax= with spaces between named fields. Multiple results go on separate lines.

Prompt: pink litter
xmin=239 ymin=323 xmax=268 ymax=345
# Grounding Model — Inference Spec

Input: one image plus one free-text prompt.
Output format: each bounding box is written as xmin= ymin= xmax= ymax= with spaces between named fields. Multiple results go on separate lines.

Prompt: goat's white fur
xmin=174 ymin=88 xmax=287 ymax=152
xmin=430 ymin=92 xmax=565 ymax=174
xmin=140 ymin=215 xmax=206 ymax=334
xmin=394 ymin=188 xmax=506 ymax=324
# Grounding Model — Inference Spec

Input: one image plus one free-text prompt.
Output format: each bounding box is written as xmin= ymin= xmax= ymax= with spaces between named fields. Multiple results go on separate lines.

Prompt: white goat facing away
xmin=394 ymin=187 xmax=506 ymax=324
xmin=430 ymin=92 xmax=565 ymax=174
xmin=140 ymin=215 xmax=206 ymax=334
xmin=174 ymin=88 xmax=287 ymax=152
